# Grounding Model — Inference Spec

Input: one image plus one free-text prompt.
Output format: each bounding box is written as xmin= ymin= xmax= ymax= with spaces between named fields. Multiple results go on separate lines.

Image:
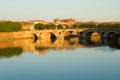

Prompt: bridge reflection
xmin=0 ymin=33 xmax=119 ymax=58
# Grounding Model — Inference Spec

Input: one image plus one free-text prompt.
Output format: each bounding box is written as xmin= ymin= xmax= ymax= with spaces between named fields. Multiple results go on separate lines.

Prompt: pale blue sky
xmin=0 ymin=0 xmax=120 ymax=22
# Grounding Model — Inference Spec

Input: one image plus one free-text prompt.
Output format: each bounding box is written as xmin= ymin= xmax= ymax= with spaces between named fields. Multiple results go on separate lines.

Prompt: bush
xmin=73 ymin=24 xmax=78 ymax=28
xmin=0 ymin=21 xmax=22 ymax=32
xmin=34 ymin=23 xmax=45 ymax=30
xmin=57 ymin=24 xmax=63 ymax=29
xmin=79 ymin=23 xmax=120 ymax=28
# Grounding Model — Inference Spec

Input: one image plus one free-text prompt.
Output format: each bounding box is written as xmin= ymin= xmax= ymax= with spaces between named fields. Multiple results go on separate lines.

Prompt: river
xmin=0 ymin=35 xmax=120 ymax=80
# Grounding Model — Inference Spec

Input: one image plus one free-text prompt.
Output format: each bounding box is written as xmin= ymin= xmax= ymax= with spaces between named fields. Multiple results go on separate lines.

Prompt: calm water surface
xmin=0 ymin=36 xmax=120 ymax=80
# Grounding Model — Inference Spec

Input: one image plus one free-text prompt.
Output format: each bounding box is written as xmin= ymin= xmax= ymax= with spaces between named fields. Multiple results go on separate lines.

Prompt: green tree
xmin=57 ymin=24 xmax=63 ymax=29
xmin=34 ymin=23 xmax=45 ymax=30
xmin=0 ymin=21 xmax=22 ymax=32
xmin=45 ymin=24 xmax=50 ymax=29
xmin=49 ymin=23 xmax=56 ymax=29
xmin=45 ymin=24 xmax=56 ymax=29
xmin=73 ymin=24 xmax=78 ymax=28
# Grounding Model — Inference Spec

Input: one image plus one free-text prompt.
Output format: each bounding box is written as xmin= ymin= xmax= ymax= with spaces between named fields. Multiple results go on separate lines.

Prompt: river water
xmin=0 ymin=35 xmax=120 ymax=80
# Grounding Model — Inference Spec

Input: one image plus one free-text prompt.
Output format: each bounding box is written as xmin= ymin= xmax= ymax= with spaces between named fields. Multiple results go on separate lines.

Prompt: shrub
xmin=0 ymin=21 xmax=22 ymax=32
xmin=34 ymin=23 xmax=45 ymax=30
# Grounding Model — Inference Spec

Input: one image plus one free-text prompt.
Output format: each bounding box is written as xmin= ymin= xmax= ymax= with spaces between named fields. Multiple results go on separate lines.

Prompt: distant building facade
xmin=21 ymin=22 xmax=31 ymax=30
xmin=29 ymin=20 xmax=48 ymax=25
xmin=54 ymin=18 xmax=77 ymax=28
xmin=54 ymin=18 xmax=77 ymax=25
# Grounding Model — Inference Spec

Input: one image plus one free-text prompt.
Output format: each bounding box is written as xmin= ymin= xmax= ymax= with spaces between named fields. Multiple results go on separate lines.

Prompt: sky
xmin=0 ymin=0 xmax=120 ymax=22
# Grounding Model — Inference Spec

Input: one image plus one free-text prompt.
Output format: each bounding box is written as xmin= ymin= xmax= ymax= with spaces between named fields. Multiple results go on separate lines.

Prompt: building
xmin=54 ymin=18 xmax=77 ymax=25
xmin=21 ymin=22 xmax=31 ymax=30
xmin=54 ymin=18 xmax=77 ymax=29
xmin=29 ymin=20 xmax=48 ymax=25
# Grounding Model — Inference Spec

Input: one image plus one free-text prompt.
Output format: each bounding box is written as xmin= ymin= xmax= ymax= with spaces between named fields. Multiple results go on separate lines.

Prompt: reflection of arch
xmin=34 ymin=46 xmax=49 ymax=55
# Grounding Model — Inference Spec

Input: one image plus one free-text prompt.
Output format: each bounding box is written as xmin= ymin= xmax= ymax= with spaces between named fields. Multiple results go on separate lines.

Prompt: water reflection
xmin=0 ymin=47 xmax=23 ymax=58
xmin=0 ymin=33 xmax=119 ymax=58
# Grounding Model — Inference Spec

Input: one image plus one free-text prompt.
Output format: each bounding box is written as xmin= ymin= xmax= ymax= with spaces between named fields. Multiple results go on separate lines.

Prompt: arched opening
xmin=91 ymin=32 xmax=101 ymax=44
xmin=63 ymin=31 xmax=71 ymax=36
xmin=42 ymin=32 xmax=57 ymax=43
xmin=106 ymin=32 xmax=116 ymax=42
xmin=51 ymin=33 xmax=57 ymax=43
xmin=118 ymin=35 xmax=120 ymax=48
xmin=64 ymin=31 xmax=78 ymax=40
xmin=107 ymin=33 xmax=120 ymax=48
xmin=26 ymin=33 xmax=38 ymax=42
xmin=105 ymin=32 xmax=120 ymax=48
xmin=33 ymin=34 xmax=38 ymax=42
xmin=101 ymin=32 xmax=105 ymax=35
xmin=84 ymin=31 xmax=101 ymax=44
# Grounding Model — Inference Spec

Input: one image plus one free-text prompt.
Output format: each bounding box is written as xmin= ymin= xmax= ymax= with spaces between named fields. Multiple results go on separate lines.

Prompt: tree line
xmin=0 ymin=21 xmax=22 ymax=32
xmin=79 ymin=23 xmax=120 ymax=28
xmin=0 ymin=21 xmax=120 ymax=32
xmin=34 ymin=23 xmax=120 ymax=30
xmin=34 ymin=23 xmax=63 ymax=30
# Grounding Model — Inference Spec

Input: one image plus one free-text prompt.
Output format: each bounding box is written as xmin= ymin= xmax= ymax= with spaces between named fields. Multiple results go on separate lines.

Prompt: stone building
xmin=54 ymin=18 xmax=77 ymax=25
xmin=54 ymin=18 xmax=77 ymax=28
xmin=29 ymin=20 xmax=48 ymax=25
xmin=21 ymin=22 xmax=31 ymax=30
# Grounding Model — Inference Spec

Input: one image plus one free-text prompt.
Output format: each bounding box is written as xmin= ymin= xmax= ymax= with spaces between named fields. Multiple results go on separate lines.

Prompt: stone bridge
xmin=77 ymin=28 xmax=120 ymax=46
xmin=23 ymin=29 xmax=87 ymax=40
xmin=78 ymin=28 xmax=120 ymax=39
xmin=0 ymin=29 xmax=88 ymax=40
xmin=1 ymin=28 xmax=120 ymax=41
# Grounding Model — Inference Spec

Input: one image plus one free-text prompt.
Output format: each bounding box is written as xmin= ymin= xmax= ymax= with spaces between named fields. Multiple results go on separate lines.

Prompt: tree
xmin=72 ymin=24 xmax=78 ymax=28
xmin=0 ymin=21 xmax=22 ymax=32
xmin=49 ymin=23 xmax=56 ymax=29
xmin=34 ymin=23 xmax=45 ymax=30
xmin=57 ymin=24 xmax=63 ymax=29
xmin=45 ymin=24 xmax=50 ymax=29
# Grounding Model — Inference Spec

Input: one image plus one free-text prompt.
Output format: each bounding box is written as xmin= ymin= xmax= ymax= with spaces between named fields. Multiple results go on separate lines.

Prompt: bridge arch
xmin=62 ymin=30 xmax=78 ymax=40
xmin=40 ymin=31 xmax=57 ymax=43
xmin=105 ymin=31 xmax=117 ymax=42
xmin=81 ymin=30 xmax=101 ymax=44
xmin=105 ymin=31 xmax=117 ymax=37
xmin=84 ymin=30 xmax=101 ymax=37
xmin=24 ymin=33 xmax=38 ymax=42
xmin=63 ymin=30 xmax=77 ymax=36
